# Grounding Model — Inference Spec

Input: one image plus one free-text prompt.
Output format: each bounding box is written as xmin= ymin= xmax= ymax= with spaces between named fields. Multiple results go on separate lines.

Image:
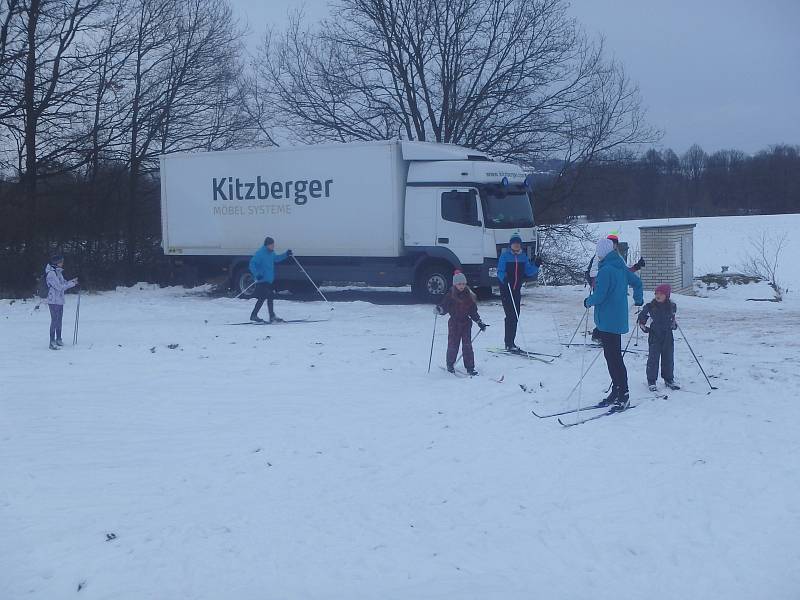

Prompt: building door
xmin=681 ymin=233 xmax=693 ymax=289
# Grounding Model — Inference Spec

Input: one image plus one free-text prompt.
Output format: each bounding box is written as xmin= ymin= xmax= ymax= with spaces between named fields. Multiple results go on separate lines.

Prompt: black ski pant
xmin=646 ymin=331 xmax=675 ymax=384
xmin=446 ymin=319 xmax=474 ymax=370
xmin=500 ymin=284 xmax=522 ymax=348
xmin=252 ymin=282 xmax=276 ymax=319
xmin=48 ymin=303 xmax=64 ymax=342
xmin=598 ymin=330 xmax=628 ymax=393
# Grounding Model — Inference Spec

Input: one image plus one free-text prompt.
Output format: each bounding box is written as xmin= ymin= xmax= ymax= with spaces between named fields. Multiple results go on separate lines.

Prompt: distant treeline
xmin=534 ymin=144 xmax=800 ymax=223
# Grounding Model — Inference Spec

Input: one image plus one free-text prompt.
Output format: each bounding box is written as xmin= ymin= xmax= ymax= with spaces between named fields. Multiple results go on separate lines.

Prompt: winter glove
xmin=477 ymin=321 xmax=488 ymax=332
xmin=286 ymin=249 xmax=293 ymax=256
xmin=671 ymin=319 xmax=678 ymax=330
xmin=636 ymin=257 xmax=646 ymax=269
xmin=534 ymin=256 xmax=544 ymax=267
xmin=639 ymin=322 xmax=649 ymax=333
xmin=583 ymin=297 xmax=590 ymax=308
xmin=634 ymin=300 xmax=644 ymax=307
xmin=435 ymin=305 xmax=446 ymax=316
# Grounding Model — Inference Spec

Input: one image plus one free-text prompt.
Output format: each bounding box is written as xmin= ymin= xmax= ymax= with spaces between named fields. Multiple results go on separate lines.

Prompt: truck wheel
xmin=475 ymin=286 xmax=493 ymax=300
xmin=415 ymin=264 xmax=452 ymax=302
xmin=233 ymin=267 xmax=255 ymax=298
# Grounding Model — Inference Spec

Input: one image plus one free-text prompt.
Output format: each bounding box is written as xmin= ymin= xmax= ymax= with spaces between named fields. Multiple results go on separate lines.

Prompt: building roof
xmin=638 ymin=223 xmax=697 ymax=230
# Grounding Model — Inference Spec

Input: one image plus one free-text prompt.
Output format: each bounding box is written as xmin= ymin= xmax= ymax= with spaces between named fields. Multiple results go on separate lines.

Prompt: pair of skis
xmin=532 ymin=392 xmax=667 ymax=426
xmin=486 ymin=347 xmax=560 ymax=364
xmin=225 ymin=318 xmax=327 ymax=325
xmin=439 ymin=366 xmax=504 ymax=383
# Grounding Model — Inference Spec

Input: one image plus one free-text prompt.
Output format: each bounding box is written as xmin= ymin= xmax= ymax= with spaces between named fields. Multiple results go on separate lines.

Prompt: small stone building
xmin=638 ymin=223 xmax=696 ymax=294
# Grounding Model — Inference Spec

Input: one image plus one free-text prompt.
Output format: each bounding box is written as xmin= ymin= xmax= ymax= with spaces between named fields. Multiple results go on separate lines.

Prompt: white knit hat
xmin=596 ymin=238 xmax=615 ymax=259
xmin=453 ymin=272 xmax=467 ymax=285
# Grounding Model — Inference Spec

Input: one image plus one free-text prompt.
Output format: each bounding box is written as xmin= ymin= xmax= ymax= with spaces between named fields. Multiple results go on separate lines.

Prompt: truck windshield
xmin=481 ymin=192 xmax=534 ymax=229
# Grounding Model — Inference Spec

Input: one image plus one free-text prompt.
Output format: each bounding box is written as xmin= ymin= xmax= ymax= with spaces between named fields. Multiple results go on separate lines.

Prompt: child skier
xmin=44 ymin=254 xmax=78 ymax=350
xmin=436 ymin=271 xmax=488 ymax=376
xmin=638 ymin=283 xmax=680 ymax=391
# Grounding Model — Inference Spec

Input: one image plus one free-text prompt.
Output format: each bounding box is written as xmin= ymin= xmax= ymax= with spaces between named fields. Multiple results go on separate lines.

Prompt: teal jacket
xmin=249 ymin=247 xmax=289 ymax=284
xmin=585 ymin=251 xmax=643 ymax=334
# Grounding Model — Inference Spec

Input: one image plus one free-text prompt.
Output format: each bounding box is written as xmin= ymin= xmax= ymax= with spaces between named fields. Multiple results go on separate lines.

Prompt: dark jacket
xmin=497 ymin=249 xmax=539 ymax=291
xmin=438 ymin=287 xmax=481 ymax=323
xmin=638 ymin=299 xmax=677 ymax=334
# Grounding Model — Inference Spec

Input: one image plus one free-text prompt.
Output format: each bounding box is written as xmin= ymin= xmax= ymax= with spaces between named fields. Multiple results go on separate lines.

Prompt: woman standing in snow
xmin=583 ymin=238 xmax=643 ymax=409
xmin=44 ymin=254 xmax=78 ymax=350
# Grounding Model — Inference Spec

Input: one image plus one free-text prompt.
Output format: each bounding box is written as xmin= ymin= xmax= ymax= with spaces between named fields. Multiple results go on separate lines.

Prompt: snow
xmin=2 ymin=281 xmax=800 ymax=599
xmin=589 ymin=213 xmax=800 ymax=293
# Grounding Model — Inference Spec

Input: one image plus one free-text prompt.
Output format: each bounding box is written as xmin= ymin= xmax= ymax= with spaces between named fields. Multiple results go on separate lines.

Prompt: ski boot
xmin=56 ymin=339 xmax=64 ymax=347
xmin=598 ymin=386 xmax=619 ymax=408
xmin=609 ymin=390 xmax=630 ymax=413
xmin=250 ymin=314 xmax=266 ymax=323
xmin=648 ymin=383 xmax=657 ymax=392
xmin=506 ymin=344 xmax=523 ymax=354
xmin=49 ymin=341 xmax=60 ymax=350
xmin=664 ymin=380 xmax=681 ymax=390
xmin=446 ymin=364 xmax=455 ymax=374
xmin=467 ymin=368 xmax=478 ymax=377
xmin=270 ymin=314 xmax=285 ymax=323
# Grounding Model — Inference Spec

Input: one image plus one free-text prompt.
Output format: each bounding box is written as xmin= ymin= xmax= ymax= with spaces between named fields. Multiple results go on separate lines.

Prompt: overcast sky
xmin=231 ymin=0 xmax=800 ymax=155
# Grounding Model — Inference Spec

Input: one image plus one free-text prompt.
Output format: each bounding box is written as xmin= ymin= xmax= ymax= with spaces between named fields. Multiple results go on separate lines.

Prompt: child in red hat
xmin=638 ymin=284 xmax=680 ymax=391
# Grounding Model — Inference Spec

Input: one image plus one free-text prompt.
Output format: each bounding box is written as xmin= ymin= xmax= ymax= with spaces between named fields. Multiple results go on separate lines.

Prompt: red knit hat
xmin=607 ymin=233 xmax=619 ymax=243
xmin=655 ymin=283 xmax=671 ymax=297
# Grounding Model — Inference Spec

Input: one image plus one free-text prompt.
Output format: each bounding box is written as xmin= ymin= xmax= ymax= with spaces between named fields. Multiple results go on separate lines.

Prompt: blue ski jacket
xmin=497 ymin=249 xmax=539 ymax=291
xmin=249 ymin=247 xmax=289 ymax=284
xmin=585 ymin=251 xmax=643 ymax=334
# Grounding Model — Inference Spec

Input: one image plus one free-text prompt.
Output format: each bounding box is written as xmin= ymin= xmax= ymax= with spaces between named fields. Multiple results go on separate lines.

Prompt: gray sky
xmin=232 ymin=0 xmax=800 ymax=155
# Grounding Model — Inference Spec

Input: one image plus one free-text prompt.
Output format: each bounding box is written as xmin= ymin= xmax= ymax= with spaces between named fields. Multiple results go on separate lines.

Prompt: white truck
xmin=160 ymin=140 xmax=537 ymax=300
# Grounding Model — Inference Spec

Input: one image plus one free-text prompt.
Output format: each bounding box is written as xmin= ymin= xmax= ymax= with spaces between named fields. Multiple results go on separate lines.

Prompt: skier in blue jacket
xmin=497 ymin=233 xmax=543 ymax=352
xmin=584 ymin=237 xmax=643 ymax=409
xmin=249 ymin=236 xmax=292 ymax=322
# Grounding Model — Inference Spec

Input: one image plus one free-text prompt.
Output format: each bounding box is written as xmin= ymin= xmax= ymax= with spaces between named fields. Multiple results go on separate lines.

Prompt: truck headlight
xmin=488 ymin=267 xmax=498 ymax=278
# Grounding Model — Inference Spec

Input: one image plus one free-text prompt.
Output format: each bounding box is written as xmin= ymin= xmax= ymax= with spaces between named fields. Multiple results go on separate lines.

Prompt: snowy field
xmin=2 ymin=281 xmax=800 ymax=599
xmin=589 ymin=213 xmax=800 ymax=292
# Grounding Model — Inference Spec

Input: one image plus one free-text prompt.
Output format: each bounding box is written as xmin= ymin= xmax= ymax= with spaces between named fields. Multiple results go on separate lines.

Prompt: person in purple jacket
xmin=44 ymin=254 xmax=78 ymax=350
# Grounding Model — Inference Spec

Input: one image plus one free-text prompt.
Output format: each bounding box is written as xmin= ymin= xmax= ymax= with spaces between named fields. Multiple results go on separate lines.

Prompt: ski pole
xmin=677 ymin=322 xmax=718 ymax=391
xmin=72 ymin=288 xmax=81 ymax=345
xmin=455 ymin=328 xmax=483 ymax=365
xmin=233 ymin=281 xmax=256 ymax=299
xmin=563 ymin=348 xmax=604 ymax=403
xmin=576 ymin=302 xmax=591 ymax=416
xmin=507 ymin=282 xmax=530 ymax=350
xmin=292 ymin=255 xmax=333 ymax=310
xmin=565 ymin=308 xmax=588 ymax=347
xmin=427 ymin=312 xmax=438 ymax=374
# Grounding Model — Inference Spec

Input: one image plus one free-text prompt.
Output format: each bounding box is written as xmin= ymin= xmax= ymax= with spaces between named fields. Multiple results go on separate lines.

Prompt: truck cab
xmin=401 ymin=143 xmax=536 ymax=299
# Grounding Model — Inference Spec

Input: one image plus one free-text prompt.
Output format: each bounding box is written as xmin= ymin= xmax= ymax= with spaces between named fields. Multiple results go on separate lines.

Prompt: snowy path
xmin=2 ymin=285 xmax=799 ymax=599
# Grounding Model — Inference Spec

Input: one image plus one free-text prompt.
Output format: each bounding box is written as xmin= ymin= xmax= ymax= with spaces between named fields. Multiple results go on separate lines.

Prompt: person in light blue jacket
xmin=584 ymin=238 xmax=643 ymax=409
xmin=249 ymin=236 xmax=292 ymax=322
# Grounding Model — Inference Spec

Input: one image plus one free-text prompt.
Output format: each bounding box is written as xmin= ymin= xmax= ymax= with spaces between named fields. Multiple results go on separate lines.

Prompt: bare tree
xmin=741 ymin=230 xmax=788 ymax=300
xmin=116 ymin=0 xmax=246 ymax=273
xmin=255 ymin=0 xmax=656 ymax=164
